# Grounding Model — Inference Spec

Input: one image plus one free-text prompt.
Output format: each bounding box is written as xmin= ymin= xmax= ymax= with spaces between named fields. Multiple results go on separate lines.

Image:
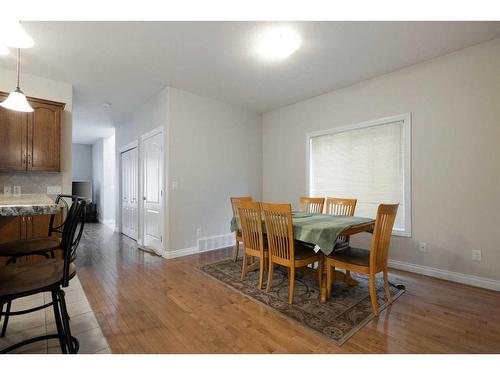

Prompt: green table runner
xmin=231 ymin=213 xmax=374 ymax=256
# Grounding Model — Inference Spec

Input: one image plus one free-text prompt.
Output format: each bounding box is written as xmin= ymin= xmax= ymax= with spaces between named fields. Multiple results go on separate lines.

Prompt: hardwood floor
xmin=75 ymin=223 xmax=500 ymax=353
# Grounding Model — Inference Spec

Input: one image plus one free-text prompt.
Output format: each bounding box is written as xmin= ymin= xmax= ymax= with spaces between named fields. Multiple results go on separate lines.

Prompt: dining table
xmin=231 ymin=211 xmax=376 ymax=302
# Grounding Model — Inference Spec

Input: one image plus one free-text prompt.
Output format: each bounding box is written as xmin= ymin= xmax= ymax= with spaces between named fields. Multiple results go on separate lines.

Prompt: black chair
xmin=0 ymin=197 xmax=86 ymax=354
xmin=0 ymin=195 xmax=78 ymax=265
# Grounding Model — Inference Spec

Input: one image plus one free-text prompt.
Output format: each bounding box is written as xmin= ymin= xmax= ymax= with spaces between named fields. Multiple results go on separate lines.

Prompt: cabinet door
xmin=0 ymin=216 xmax=23 ymax=244
xmin=28 ymin=101 xmax=61 ymax=172
xmin=0 ymin=103 xmax=28 ymax=171
xmin=0 ymin=217 xmax=23 ymax=267
xmin=31 ymin=210 xmax=63 ymax=238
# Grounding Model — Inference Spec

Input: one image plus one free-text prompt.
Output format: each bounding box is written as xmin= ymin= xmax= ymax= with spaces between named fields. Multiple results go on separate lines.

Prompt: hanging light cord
xmin=16 ymin=48 xmax=20 ymax=90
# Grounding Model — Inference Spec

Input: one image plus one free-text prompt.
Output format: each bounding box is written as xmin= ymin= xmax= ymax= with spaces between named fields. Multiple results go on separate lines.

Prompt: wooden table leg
xmin=320 ymin=256 xmax=360 ymax=303
xmin=335 ymin=270 xmax=359 ymax=286
xmin=320 ymin=255 xmax=327 ymax=302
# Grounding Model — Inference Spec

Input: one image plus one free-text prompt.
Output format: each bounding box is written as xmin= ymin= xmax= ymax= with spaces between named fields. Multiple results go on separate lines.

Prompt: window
xmin=307 ymin=114 xmax=411 ymax=236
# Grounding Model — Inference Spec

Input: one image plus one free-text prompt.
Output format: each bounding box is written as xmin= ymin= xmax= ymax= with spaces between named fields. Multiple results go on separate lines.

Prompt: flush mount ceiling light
xmin=0 ymin=48 xmax=34 ymax=112
xmin=255 ymin=27 xmax=302 ymax=61
xmin=0 ymin=21 xmax=34 ymax=48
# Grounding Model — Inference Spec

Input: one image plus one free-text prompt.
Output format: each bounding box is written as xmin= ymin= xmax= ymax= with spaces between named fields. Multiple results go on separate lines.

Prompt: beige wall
xmin=166 ymin=87 xmax=262 ymax=251
xmin=0 ymin=68 xmax=73 ymax=195
xmin=262 ymin=38 xmax=500 ymax=281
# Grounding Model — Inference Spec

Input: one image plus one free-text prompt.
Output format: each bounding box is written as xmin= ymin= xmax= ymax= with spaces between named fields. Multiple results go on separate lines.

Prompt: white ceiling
xmin=1 ymin=21 xmax=500 ymax=144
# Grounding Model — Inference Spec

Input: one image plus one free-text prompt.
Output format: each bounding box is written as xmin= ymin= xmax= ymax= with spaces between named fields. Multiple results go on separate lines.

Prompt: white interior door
xmin=121 ymin=147 xmax=138 ymax=240
xmin=142 ymin=131 xmax=163 ymax=252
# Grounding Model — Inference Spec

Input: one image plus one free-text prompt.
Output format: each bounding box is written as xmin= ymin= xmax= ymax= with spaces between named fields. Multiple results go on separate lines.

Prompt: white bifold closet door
xmin=121 ymin=147 xmax=138 ymax=240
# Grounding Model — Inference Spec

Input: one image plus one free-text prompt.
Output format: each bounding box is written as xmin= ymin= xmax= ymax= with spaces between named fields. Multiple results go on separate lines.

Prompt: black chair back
xmin=48 ymin=195 xmax=80 ymax=237
xmin=59 ymin=197 xmax=87 ymax=287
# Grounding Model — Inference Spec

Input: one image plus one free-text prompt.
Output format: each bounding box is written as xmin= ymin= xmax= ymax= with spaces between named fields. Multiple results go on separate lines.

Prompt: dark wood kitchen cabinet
xmin=0 ymin=92 xmax=65 ymax=172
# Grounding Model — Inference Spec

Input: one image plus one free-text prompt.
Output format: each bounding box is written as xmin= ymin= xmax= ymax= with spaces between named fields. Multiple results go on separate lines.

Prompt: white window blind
xmin=309 ymin=117 xmax=410 ymax=235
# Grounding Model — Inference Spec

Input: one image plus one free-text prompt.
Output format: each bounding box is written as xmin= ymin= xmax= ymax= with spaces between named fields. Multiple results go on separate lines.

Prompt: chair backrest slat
xmin=369 ymin=204 xmax=399 ymax=271
xmin=230 ymin=196 xmax=253 ymax=216
xmin=299 ymin=197 xmax=325 ymax=214
xmin=261 ymin=203 xmax=294 ymax=262
xmin=325 ymin=197 xmax=357 ymax=216
xmin=237 ymin=201 xmax=264 ymax=255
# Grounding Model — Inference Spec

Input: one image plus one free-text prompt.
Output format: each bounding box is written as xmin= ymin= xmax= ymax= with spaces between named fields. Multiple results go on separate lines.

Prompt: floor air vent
xmin=198 ymin=233 xmax=235 ymax=253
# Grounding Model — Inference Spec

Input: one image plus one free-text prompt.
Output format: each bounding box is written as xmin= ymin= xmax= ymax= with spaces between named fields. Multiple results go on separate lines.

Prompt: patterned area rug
xmin=200 ymin=258 xmax=405 ymax=346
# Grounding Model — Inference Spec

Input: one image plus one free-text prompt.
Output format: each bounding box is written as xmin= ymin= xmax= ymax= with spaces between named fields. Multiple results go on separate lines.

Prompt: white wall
xmin=72 ymin=143 xmax=93 ymax=181
xmin=262 ymin=38 xmax=500 ymax=281
xmin=92 ymin=139 xmax=104 ymax=219
xmin=92 ymin=135 xmax=115 ymax=224
xmin=0 ymin=68 xmax=73 ymax=194
xmin=102 ymin=135 xmax=116 ymax=224
xmin=166 ymin=87 xmax=262 ymax=251
xmin=115 ymin=86 xmax=262 ymax=253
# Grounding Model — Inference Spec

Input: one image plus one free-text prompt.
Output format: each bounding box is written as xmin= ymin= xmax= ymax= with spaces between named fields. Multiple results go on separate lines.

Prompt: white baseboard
xmin=162 ymin=233 xmax=235 ymax=260
xmin=162 ymin=247 xmax=198 ymax=259
xmin=388 ymin=259 xmax=500 ymax=292
xmin=198 ymin=233 xmax=235 ymax=252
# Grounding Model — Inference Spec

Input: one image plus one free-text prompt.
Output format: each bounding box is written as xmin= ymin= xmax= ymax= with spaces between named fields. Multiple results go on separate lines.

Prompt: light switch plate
xmin=3 ymin=186 xmax=12 ymax=195
xmin=13 ymin=186 xmax=21 ymax=196
xmin=47 ymin=186 xmax=62 ymax=195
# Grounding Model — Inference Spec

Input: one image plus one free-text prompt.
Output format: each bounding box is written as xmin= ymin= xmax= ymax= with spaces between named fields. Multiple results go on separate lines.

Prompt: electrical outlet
xmin=418 ymin=242 xmax=427 ymax=252
xmin=47 ymin=186 xmax=62 ymax=195
xmin=3 ymin=186 xmax=12 ymax=195
xmin=196 ymin=228 xmax=202 ymax=237
xmin=472 ymin=250 xmax=482 ymax=261
xmin=13 ymin=186 xmax=21 ymax=196
xmin=171 ymin=181 xmax=178 ymax=190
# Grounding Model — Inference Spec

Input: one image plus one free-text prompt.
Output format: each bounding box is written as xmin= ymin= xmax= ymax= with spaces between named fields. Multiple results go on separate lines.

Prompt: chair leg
xmin=383 ymin=268 xmax=393 ymax=304
xmin=369 ymin=273 xmax=379 ymax=316
xmin=266 ymin=262 xmax=274 ymax=292
xmin=317 ymin=257 xmax=323 ymax=287
xmin=240 ymin=253 xmax=247 ymax=281
xmin=0 ymin=300 xmax=12 ymax=337
xmin=51 ymin=289 xmax=68 ymax=354
xmin=327 ymin=264 xmax=334 ymax=298
xmin=233 ymin=239 xmax=239 ymax=262
xmin=258 ymin=255 xmax=265 ymax=289
xmin=57 ymin=289 xmax=77 ymax=354
xmin=289 ymin=267 xmax=296 ymax=304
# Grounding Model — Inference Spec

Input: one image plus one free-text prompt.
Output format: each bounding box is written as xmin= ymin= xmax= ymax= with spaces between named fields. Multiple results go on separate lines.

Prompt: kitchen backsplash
xmin=0 ymin=172 xmax=63 ymax=195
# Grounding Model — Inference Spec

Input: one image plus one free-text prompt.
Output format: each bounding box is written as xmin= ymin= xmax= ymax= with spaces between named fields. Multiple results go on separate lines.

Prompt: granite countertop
xmin=0 ymin=194 xmax=58 ymax=217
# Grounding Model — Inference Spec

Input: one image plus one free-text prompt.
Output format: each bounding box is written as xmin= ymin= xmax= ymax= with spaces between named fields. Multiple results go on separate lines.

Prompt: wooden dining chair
xmin=325 ymin=196 xmax=357 ymax=243
xmin=299 ymin=197 xmax=325 ymax=214
xmin=237 ymin=201 xmax=267 ymax=289
xmin=325 ymin=204 xmax=399 ymax=316
xmin=261 ymin=203 xmax=323 ymax=304
xmin=325 ymin=197 xmax=358 ymax=278
xmin=230 ymin=196 xmax=253 ymax=262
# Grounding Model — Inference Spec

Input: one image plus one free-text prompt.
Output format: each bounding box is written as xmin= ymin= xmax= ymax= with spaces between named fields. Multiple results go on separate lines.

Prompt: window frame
xmin=306 ymin=113 xmax=412 ymax=237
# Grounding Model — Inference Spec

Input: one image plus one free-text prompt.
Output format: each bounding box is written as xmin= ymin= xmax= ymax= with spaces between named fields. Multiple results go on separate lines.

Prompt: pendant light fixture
xmin=0 ymin=48 xmax=33 ymax=112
